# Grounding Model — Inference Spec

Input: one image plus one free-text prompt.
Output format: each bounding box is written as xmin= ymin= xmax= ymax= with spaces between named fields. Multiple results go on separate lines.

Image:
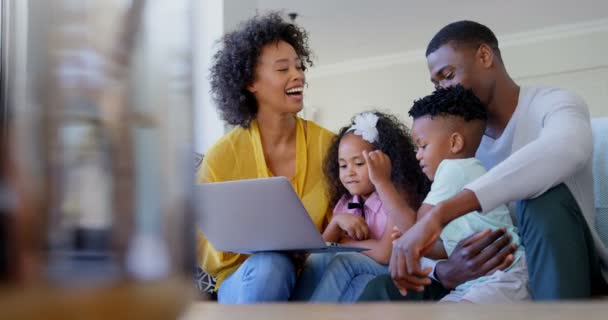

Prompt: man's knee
xmin=516 ymin=183 xmax=599 ymax=300
xmin=518 ymin=184 xmax=575 ymax=214
xmin=517 ymin=183 xmax=580 ymax=236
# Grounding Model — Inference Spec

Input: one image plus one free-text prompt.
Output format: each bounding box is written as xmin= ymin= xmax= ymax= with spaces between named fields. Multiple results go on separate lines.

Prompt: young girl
xmin=291 ymin=111 xmax=428 ymax=302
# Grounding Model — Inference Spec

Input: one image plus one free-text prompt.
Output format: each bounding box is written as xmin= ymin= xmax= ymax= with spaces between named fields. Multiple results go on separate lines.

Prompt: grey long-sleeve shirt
xmin=466 ymin=86 xmax=607 ymax=281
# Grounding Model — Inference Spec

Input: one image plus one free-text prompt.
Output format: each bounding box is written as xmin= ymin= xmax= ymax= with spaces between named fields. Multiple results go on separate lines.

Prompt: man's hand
xmin=333 ymin=214 xmax=370 ymax=241
xmin=434 ymin=228 xmax=517 ymax=289
xmin=363 ymin=150 xmax=392 ymax=187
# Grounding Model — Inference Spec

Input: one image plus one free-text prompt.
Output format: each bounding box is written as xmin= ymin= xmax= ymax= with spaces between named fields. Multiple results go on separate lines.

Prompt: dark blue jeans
xmin=357 ymin=275 xmax=449 ymax=302
xmin=517 ymin=183 xmax=607 ymax=299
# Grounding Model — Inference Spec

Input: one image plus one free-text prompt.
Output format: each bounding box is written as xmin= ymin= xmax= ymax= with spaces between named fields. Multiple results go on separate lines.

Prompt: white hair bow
xmin=347 ymin=112 xmax=379 ymax=143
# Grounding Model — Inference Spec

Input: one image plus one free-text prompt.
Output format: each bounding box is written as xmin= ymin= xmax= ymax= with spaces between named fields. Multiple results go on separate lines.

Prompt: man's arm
xmin=390 ymin=190 xmax=480 ymax=279
xmin=467 ymin=94 xmax=592 ymax=213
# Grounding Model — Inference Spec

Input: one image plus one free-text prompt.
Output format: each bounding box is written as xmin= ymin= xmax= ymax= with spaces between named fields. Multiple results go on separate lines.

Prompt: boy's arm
xmin=416 ymin=203 xmax=434 ymax=219
xmin=415 ymin=203 xmax=447 ymax=260
xmin=390 ymin=161 xmax=474 ymax=292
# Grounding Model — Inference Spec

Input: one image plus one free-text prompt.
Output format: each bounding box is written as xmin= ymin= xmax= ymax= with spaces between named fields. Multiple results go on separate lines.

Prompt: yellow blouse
xmin=196 ymin=117 xmax=335 ymax=289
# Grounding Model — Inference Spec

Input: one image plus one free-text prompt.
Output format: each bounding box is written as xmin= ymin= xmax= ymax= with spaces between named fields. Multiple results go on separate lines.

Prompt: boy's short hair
xmin=409 ymin=85 xmax=487 ymax=122
xmin=409 ymin=85 xmax=487 ymax=155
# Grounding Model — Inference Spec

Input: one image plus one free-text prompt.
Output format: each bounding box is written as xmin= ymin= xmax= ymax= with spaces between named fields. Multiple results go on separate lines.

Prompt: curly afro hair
xmin=209 ymin=11 xmax=313 ymax=127
xmin=409 ymin=85 xmax=487 ymax=122
xmin=323 ymin=111 xmax=430 ymax=210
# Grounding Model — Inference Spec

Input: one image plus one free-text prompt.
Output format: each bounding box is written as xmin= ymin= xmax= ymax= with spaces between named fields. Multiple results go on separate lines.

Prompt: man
xmin=360 ymin=20 xmax=607 ymax=301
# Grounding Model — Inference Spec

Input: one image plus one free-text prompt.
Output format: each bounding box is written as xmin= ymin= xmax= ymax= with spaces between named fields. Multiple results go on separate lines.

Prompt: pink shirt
xmin=333 ymin=192 xmax=387 ymax=240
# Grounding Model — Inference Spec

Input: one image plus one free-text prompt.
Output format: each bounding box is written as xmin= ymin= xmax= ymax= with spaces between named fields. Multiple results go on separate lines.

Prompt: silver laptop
xmin=197 ymin=177 xmax=368 ymax=254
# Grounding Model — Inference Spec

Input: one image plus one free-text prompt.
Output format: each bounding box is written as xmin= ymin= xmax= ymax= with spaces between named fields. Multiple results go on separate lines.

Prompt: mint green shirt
xmin=423 ymin=158 xmax=525 ymax=291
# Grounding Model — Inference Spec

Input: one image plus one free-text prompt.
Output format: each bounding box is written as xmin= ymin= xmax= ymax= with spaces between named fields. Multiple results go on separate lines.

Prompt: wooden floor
xmin=183 ymin=301 xmax=608 ymax=320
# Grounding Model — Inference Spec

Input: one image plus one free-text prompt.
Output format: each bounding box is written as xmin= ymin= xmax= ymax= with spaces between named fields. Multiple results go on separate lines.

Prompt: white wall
xmin=306 ymin=19 xmax=608 ymax=132
xmin=194 ymin=0 xmax=225 ymax=154
xmin=194 ymin=0 xmax=261 ymax=154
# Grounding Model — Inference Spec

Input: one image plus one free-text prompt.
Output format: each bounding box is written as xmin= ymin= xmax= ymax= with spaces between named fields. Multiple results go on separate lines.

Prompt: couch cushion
xmin=194 ymin=152 xmax=217 ymax=295
xmin=592 ymin=118 xmax=608 ymax=246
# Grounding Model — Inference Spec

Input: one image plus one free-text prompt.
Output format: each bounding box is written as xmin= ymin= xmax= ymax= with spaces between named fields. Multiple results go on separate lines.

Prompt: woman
xmin=197 ymin=12 xmax=335 ymax=303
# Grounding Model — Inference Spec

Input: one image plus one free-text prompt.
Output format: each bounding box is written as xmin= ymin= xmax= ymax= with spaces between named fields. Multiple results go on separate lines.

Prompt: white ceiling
xmin=248 ymin=0 xmax=608 ymax=66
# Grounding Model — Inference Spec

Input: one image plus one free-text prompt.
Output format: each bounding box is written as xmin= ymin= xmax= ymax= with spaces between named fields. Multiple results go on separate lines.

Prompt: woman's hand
xmin=332 ymin=214 xmax=370 ymax=241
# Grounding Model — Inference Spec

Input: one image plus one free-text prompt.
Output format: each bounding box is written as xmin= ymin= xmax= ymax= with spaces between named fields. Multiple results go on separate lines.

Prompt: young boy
xmin=407 ymin=85 xmax=529 ymax=303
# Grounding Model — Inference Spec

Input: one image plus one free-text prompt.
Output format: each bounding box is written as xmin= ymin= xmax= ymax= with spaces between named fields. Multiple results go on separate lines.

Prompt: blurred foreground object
xmin=0 ymin=0 xmax=195 ymax=318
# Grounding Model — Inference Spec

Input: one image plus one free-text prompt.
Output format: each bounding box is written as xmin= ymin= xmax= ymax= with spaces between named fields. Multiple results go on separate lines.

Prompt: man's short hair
xmin=426 ymin=20 xmax=501 ymax=59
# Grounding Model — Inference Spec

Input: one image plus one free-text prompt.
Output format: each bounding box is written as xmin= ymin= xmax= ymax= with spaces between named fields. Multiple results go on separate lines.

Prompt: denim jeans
xmin=292 ymin=252 xmax=388 ymax=303
xmin=217 ymin=252 xmax=296 ymax=303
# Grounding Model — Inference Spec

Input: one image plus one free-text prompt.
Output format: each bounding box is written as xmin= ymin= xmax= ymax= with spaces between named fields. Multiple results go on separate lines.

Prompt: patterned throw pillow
xmin=193 ymin=152 xmax=217 ymax=295
xmin=195 ymin=266 xmax=217 ymax=295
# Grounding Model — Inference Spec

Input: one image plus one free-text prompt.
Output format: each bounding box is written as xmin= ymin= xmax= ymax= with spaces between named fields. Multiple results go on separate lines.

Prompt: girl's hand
xmin=363 ymin=150 xmax=392 ymax=187
xmin=332 ymin=214 xmax=370 ymax=241
xmin=390 ymin=225 xmax=402 ymax=242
